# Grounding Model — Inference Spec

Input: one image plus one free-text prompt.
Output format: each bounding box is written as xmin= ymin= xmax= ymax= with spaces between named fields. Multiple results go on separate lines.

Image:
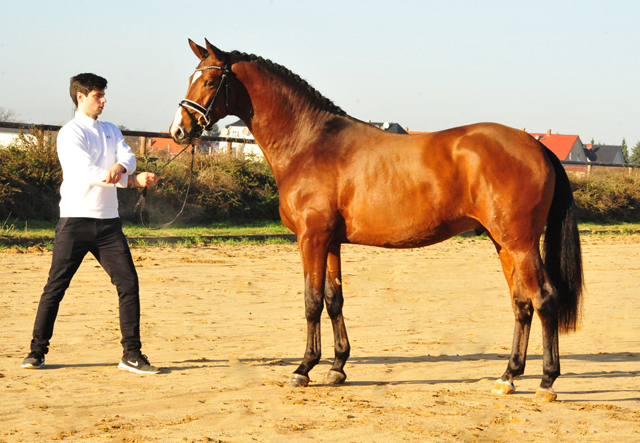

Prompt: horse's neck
xmin=234 ymin=64 xmax=332 ymax=181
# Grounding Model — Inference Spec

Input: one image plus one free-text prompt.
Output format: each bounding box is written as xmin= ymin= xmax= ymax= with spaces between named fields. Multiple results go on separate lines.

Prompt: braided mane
xmin=228 ymin=50 xmax=347 ymax=117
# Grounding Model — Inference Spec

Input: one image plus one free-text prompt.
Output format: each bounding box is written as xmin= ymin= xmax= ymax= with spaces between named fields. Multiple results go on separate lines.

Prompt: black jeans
xmin=30 ymin=217 xmax=142 ymax=356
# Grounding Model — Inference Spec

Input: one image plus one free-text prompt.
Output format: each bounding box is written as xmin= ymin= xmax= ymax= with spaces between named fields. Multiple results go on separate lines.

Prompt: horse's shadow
xmin=163 ymin=351 xmax=640 ymax=378
xmin=41 ymin=353 xmax=640 ymax=389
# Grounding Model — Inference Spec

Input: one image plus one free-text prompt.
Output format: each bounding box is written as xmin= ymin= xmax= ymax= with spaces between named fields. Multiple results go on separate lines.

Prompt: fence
xmin=0 ymin=122 xmax=252 ymax=157
xmin=1 ymin=122 xmax=639 ymax=173
xmin=561 ymin=160 xmax=640 ymax=176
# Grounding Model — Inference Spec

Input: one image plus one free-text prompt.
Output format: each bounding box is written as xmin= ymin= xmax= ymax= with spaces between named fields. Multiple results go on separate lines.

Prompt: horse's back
xmin=334 ymin=122 xmax=554 ymax=248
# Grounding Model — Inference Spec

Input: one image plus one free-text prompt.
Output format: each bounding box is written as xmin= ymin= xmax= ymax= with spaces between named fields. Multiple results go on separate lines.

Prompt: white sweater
xmin=57 ymin=112 xmax=136 ymax=219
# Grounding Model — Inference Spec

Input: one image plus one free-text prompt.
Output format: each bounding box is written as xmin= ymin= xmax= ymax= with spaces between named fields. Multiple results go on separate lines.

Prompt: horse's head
xmin=170 ymin=39 xmax=232 ymax=145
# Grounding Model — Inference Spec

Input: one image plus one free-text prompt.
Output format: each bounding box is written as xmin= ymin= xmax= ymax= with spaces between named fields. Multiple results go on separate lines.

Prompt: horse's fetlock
xmin=533 ymin=295 xmax=557 ymax=317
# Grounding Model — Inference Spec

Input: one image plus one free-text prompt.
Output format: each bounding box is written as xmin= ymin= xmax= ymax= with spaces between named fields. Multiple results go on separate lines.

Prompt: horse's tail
xmin=543 ymin=147 xmax=584 ymax=333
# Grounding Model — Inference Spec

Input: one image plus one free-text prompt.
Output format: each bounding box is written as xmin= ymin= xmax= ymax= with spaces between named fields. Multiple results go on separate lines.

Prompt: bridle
xmin=135 ymin=56 xmax=232 ymax=230
xmin=178 ymin=55 xmax=232 ymax=133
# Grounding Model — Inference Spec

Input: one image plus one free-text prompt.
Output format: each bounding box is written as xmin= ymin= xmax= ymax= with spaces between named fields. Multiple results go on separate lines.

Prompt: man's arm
xmin=113 ymin=125 xmax=136 ymax=177
xmin=127 ymin=172 xmax=158 ymax=188
xmin=104 ymin=163 xmax=127 ymax=185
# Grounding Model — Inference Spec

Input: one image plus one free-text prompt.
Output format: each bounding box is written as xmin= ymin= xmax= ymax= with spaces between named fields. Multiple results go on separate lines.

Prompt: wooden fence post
xmin=140 ymin=136 xmax=147 ymax=156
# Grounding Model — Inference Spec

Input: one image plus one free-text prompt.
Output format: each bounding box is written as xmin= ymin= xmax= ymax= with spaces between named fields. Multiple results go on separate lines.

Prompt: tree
xmin=0 ymin=106 xmax=18 ymax=122
xmin=629 ymin=141 xmax=640 ymax=165
xmin=621 ymin=138 xmax=630 ymax=163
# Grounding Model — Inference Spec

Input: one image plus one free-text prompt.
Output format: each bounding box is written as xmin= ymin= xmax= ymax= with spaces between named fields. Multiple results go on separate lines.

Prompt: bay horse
xmin=170 ymin=39 xmax=583 ymax=402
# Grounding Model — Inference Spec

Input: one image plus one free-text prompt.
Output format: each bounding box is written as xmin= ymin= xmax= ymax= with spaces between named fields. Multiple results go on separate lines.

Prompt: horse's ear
xmin=189 ymin=39 xmax=209 ymax=60
xmin=204 ymin=39 xmax=226 ymax=62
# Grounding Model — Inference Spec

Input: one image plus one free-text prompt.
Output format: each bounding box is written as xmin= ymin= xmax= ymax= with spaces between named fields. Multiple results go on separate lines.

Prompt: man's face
xmin=77 ymin=89 xmax=106 ymax=119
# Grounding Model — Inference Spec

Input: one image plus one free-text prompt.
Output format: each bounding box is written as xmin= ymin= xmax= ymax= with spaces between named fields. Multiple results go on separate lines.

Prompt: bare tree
xmin=0 ymin=107 xmax=18 ymax=122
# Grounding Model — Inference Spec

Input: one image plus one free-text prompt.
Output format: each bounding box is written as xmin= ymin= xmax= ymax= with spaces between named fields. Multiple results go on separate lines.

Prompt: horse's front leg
xmin=323 ymin=243 xmax=350 ymax=384
xmin=289 ymin=233 xmax=329 ymax=387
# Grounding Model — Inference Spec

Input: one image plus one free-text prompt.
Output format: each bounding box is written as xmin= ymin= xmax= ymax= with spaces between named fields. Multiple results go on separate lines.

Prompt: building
xmin=368 ymin=121 xmax=409 ymax=134
xmin=146 ymin=135 xmax=187 ymax=155
xmin=0 ymin=123 xmax=57 ymax=147
xmin=584 ymin=144 xmax=625 ymax=165
xmin=0 ymin=126 xmax=20 ymax=146
xmin=217 ymin=119 xmax=263 ymax=158
xmin=528 ymin=129 xmax=587 ymax=162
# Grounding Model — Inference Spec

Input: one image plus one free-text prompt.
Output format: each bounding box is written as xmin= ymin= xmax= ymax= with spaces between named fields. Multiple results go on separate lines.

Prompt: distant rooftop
xmin=368 ymin=121 xmax=408 ymax=134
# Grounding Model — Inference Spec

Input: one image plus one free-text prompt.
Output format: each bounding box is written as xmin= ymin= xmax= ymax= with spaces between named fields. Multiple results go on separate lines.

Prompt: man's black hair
xmin=70 ymin=73 xmax=108 ymax=107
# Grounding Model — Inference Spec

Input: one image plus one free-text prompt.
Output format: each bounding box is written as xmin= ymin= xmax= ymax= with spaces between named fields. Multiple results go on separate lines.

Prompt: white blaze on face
xmin=170 ymin=71 xmax=204 ymax=138
xmin=190 ymin=70 xmax=203 ymax=85
xmin=170 ymin=107 xmax=184 ymax=138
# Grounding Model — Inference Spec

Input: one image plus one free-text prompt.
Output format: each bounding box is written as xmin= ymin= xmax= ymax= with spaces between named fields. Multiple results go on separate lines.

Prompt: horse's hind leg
xmin=492 ymin=246 xmax=534 ymax=396
xmin=494 ymin=246 xmax=560 ymax=401
xmin=323 ymin=243 xmax=350 ymax=384
xmin=289 ymin=233 xmax=329 ymax=387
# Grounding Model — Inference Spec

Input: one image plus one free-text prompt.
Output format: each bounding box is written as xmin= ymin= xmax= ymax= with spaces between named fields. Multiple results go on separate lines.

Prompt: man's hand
xmin=132 ymin=172 xmax=158 ymax=188
xmin=103 ymin=164 xmax=127 ymax=184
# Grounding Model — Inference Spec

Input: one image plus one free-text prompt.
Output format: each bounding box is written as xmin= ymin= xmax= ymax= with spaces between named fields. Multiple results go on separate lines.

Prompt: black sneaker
xmin=118 ymin=353 xmax=160 ymax=374
xmin=22 ymin=351 xmax=45 ymax=369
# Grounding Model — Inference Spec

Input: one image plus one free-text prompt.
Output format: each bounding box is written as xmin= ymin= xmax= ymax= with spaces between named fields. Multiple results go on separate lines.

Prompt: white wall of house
xmin=219 ymin=124 xmax=264 ymax=159
xmin=0 ymin=127 xmax=20 ymax=146
xmin=567 ymin=137 xmax=586 ymax=161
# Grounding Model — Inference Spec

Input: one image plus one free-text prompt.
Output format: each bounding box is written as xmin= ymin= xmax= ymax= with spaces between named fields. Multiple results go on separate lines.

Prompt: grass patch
xmin=577 ymin=222 xmax=640 ymax=233
xmin=3 ymin=217 xmax=640 ymax=250
xmin=0 ymin=219 xmax=293 ymax=240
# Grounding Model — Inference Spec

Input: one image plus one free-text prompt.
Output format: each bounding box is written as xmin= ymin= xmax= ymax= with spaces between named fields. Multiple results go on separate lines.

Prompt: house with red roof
xmin=148 ymin=136 xmax=183 ymax=155
xmin=528 ymin=129 xmax=587 ymax=162
xmin=146 ymin=134 xmax=217 ymax=156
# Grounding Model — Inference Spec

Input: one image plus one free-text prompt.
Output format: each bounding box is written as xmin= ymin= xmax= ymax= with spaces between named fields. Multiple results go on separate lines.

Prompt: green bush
xmin=570 ymin=170 xmax=640 ymax=223
xmin=119 ymin=151 xmax=280 ymax=224
xmin=0 ymin=128 xmax=62 ymax=221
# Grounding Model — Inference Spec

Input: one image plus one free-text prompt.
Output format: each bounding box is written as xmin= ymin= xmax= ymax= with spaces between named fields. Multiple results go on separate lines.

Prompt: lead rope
xmin=134 ymin=145 xmax=195 ymax=230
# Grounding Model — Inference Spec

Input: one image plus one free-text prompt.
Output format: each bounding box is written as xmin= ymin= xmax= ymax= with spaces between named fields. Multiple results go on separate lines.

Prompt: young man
xmin=22 ymin=73 xmax=160 ymax=374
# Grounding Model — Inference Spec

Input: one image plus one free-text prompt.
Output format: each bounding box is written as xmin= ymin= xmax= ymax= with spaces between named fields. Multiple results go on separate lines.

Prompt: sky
xmin=1 ymin=0 xmax=639 ymax=149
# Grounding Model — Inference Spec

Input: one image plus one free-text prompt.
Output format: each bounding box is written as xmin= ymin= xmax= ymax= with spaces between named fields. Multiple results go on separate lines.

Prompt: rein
xmin=134 ymin=144 xmax=194 ymax=230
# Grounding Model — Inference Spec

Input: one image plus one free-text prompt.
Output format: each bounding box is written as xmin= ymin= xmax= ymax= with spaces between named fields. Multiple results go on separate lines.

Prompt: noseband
xmin=179 ymin=56 xmax=232 ymax=132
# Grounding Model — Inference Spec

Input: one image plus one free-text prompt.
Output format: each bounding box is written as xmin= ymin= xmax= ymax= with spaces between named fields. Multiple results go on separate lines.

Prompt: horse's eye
xmin=204 ymin=80 xmax=215 ymax=87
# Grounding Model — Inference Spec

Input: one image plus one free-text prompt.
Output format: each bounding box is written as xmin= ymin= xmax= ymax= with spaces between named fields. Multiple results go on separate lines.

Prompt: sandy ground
xmin=1 ymin=235 xmax=640 ymax=442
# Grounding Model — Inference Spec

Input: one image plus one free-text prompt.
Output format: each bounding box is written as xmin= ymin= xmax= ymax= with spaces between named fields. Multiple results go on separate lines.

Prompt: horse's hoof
xmin=535 ymin=387 xmax=557 ymax=402
xmin=324 ymin=369 xmax=346 ymax=385
xmin=491 ymin=379 xmax=516 ymax=395
xmin=289 ymin=373 xmax=310 ymax=387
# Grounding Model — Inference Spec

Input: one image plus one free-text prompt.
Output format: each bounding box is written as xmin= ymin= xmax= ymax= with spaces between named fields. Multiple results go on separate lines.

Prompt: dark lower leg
xmin=501 ymin=299 xmax=533 ymax=383
xmin=527 ymin=276 xmax=561 ymax=390
xmin=324 ymin=247 xmax=350 ymax=375
xmin=294 ymin=318 xmax=322 ymax=376
xmin=293 ymin=272 xmax=325 ymax=377
xmin=538 ymin=308 xmax=560 ymax=389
